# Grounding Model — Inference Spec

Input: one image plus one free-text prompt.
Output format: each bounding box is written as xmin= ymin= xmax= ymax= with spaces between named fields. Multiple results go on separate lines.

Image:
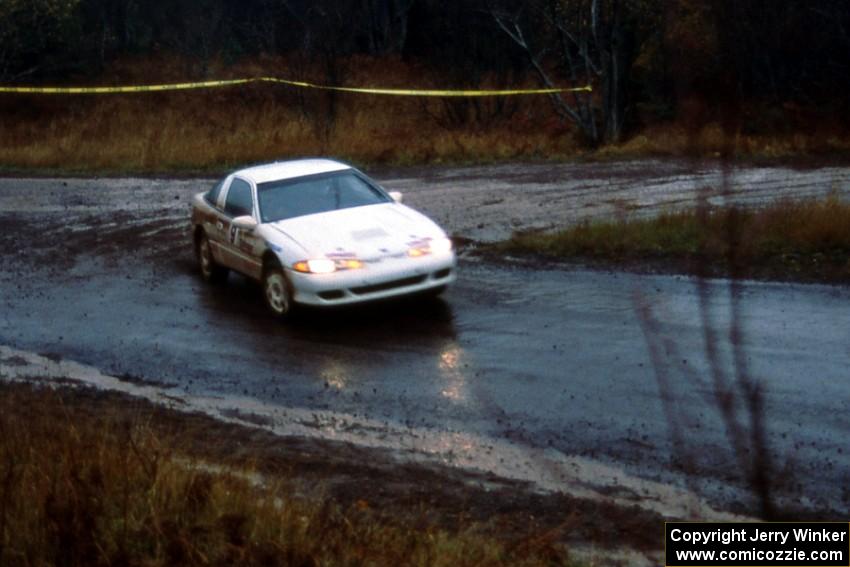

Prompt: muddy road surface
xmin=1 ymin=159 xmax=849 ymax=517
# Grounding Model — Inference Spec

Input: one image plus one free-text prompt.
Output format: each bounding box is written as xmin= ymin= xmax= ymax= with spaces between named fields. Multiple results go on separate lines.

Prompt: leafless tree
xmin=178 ymin=0 xmax=225 ymax=76
xmin=489 ymin=0 xmax=636 ymax=145
xmin=0 ymin=0 xmax=81 ymax=82
xmin=363 ymin=0 xmax=416 ymax=55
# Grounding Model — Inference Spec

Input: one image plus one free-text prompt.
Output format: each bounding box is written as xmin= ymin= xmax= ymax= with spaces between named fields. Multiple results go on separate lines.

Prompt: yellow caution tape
xmin=0 ymin=78 xmax=254 ymax=94
xmin=0 ymin=76 xmax=592 ymax=96
xmin=259 ymin=77 xmax=592 ymax=96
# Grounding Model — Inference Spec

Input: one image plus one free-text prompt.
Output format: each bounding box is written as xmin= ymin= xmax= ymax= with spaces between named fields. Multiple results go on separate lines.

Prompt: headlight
xmin=293 ymin=259 xmax=336 ymax=274
xmin=292 ymin=258 xmax=364 ymax=274
xmin=408 ymin=237 xmax=452 ymax=257
xmin=338 ymin=259 xmax=363 ymax=270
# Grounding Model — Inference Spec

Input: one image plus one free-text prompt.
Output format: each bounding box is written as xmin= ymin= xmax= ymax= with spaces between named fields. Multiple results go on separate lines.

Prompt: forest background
xmin=2 ymin=0 xmax=848 ymax=171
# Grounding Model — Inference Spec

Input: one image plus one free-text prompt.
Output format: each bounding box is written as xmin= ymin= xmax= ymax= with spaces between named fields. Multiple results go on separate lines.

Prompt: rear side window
xmin=205 ymin=178 xmax=224 ymax=207
xmin=224 ymin=178 xmax=254 ymax=217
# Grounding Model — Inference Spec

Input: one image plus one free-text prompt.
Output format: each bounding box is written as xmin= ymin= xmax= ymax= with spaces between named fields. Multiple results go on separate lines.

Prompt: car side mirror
xmin=389 ymin=191 xmax=403 ymax=203
xmin=232 ymin=215 xmax=258 ymax=231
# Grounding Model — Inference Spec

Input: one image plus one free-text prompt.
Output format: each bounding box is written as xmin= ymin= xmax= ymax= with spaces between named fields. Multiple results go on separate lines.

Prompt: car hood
xmin=267 ymin=203 xmax=445 ymax=260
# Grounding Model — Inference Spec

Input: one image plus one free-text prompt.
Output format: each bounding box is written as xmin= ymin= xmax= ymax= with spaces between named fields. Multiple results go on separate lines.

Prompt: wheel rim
xmin=199 ymin=238 xmax=213 ymax=278
xmin=264 ymin=272 xmax=289 ymax=315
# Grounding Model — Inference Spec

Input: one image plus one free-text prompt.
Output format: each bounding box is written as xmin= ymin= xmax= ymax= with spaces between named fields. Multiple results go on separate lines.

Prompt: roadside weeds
xmin=0 ymin=382 xmax=665 ymax=566
xmin=489 ymin=196 xmax=850 ymax=285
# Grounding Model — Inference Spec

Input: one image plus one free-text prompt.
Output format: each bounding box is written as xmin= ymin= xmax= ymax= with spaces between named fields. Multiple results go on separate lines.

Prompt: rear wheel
xmin=197 ymin=232 xmax=228 ymax=283
xmin=262 ymin=265 xmax=293 ymax=319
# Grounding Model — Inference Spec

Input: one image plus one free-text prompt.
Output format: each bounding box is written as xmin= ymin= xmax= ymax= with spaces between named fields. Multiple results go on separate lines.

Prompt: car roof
xmin=234 ymin=158 xmax=351 ymax=185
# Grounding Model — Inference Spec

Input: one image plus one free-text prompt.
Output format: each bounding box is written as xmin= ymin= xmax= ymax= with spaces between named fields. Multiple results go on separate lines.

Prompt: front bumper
xmin=287 ymin=251 xmax=456 ymax=306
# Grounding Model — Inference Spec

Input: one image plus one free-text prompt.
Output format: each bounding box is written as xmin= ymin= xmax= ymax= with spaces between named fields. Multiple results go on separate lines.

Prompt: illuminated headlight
xmin=337 ymin=259 xmax=364 ymax=270
xmin=293 ymin=259 xmax=336 ymax=274
xmin=293 ymin=258 xmax=364 ymax=274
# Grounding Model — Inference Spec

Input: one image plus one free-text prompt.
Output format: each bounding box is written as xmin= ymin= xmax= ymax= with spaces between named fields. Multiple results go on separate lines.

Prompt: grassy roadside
xmin=3 ymin=95 xmax=849 ymax=175
xmin=0 ymin=382 xmax=663 ymax=566
xmin=2 ymin=57 xmax=850 ymax=174
xmin=0 ymin=56 xmax=574 ymax=174
xmin=0 ymin=384 xmax=568 ymax=566
xmin=493 ymin=197 xmax=850 ymax=284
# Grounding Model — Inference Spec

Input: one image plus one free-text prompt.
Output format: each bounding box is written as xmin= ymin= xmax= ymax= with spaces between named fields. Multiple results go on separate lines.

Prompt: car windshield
xmin=257 ymin=170 xmax=391 ymax=223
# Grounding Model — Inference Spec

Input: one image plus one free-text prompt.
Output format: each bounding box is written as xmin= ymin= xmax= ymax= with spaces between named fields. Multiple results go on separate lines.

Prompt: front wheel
xmin=262 ymin=266 xmax=293 ymax=319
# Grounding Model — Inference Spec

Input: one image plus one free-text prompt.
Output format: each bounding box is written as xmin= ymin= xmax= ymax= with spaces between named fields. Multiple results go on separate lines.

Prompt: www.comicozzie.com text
xmin=669 ymin=527 xmax=847 ymax=546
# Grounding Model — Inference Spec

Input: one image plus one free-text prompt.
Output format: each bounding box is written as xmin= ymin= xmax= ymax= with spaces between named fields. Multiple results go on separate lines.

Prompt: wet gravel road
xmin=1 ymin=160 xmax=849 ymax=516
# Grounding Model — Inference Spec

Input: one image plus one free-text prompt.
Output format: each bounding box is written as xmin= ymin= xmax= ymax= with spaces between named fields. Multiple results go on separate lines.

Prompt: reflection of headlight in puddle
xmin=439 ymin=344 xmax=465 ymax=401
xmin=440 ymin=347 xmax=459 ymax=370
xmin=320 ymin=360 xmax=349 ymax=390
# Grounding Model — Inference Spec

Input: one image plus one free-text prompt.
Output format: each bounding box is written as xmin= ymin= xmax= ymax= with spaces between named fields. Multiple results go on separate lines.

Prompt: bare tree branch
xmin=491 ymin=7 xmax=587 ymax=129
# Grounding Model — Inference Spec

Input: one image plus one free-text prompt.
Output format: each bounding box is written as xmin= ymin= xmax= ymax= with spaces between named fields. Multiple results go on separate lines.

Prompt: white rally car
xmin=190 ymin=158 xmax=456 ymax=318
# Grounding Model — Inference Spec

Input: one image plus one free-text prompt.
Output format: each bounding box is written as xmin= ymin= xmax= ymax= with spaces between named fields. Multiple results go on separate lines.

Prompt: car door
xmin=200 ymin=176 xmax=232 ymax=267
xmin=220 ymin=177 xmax=263 ymax=279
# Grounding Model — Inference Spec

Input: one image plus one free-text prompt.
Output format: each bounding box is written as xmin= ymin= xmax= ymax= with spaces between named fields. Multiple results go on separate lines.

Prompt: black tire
xmin=196 ymin=232 xmax=229 ymax=283
xmin=262 ymin=264 xmax=294 ymax=319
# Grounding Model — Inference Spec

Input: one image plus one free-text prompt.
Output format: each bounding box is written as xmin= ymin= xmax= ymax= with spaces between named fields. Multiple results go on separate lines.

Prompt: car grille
xmin=350 ymin=275 xmax=427 ymax=295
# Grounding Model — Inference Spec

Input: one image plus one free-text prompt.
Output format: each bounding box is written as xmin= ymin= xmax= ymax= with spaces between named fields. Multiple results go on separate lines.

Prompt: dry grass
xmin=0 ymin=55 xmax=575 ymax=172
xmin=2 ymin=55 xmax=847 ymax=172
xmin=597 ymin=124 xmax=850 ymax=160
xmin=499 ymin=196 xmax=850 ymax=282
xmin=0 ymin=92 xmax=573 ymax=172
xmin=0 ymin=383 xmax=575 ymax=567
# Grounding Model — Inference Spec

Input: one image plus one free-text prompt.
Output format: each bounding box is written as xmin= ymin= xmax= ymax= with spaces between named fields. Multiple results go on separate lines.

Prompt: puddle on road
xmin=0 ymin=344 xmax=743 ymax=522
